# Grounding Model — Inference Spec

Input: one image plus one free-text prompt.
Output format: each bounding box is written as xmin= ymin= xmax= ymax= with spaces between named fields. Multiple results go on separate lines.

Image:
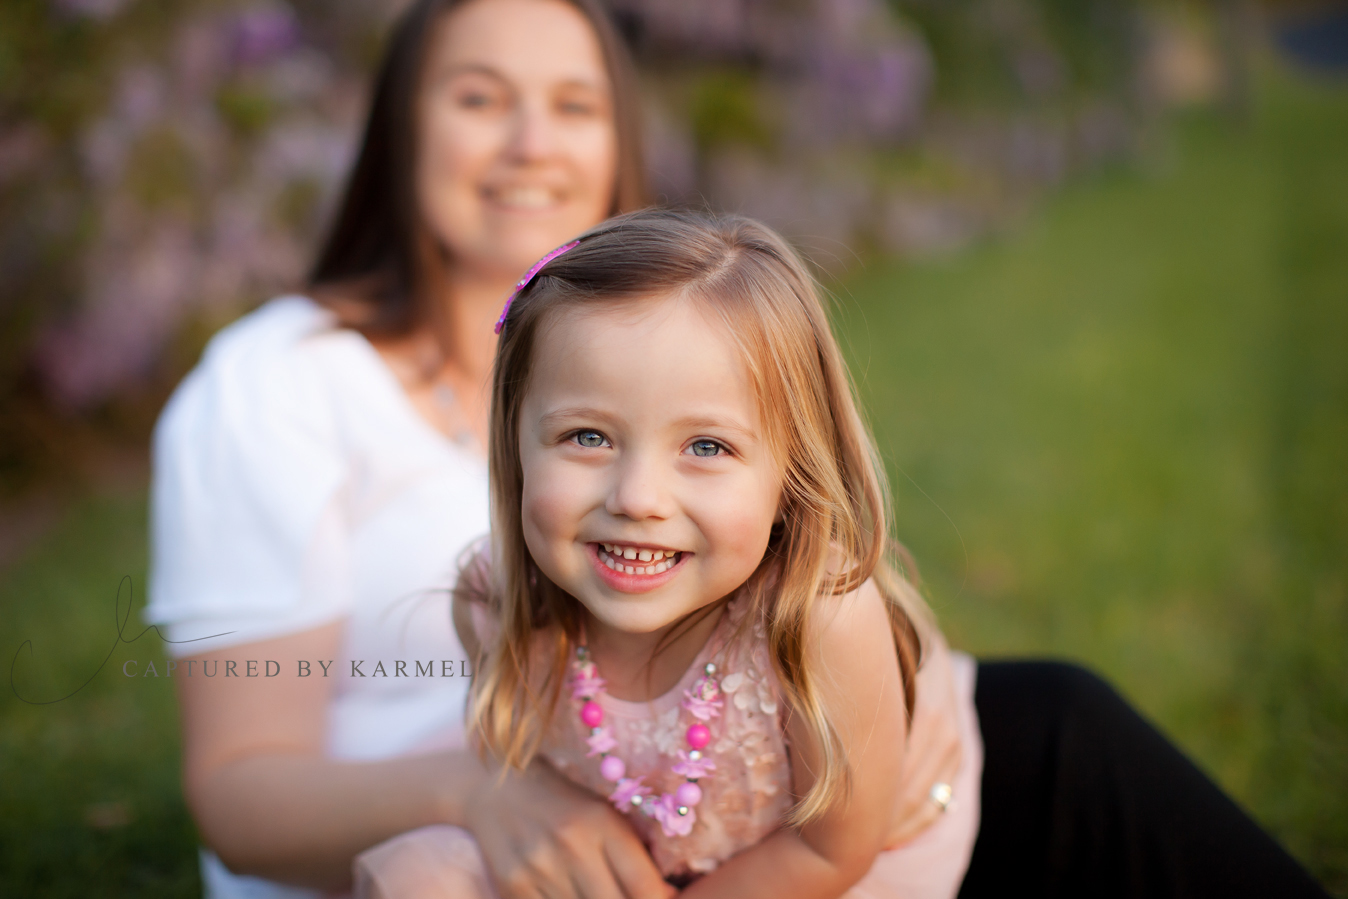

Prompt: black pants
xmin=958 ymin=661 xmax=1330 ymax=899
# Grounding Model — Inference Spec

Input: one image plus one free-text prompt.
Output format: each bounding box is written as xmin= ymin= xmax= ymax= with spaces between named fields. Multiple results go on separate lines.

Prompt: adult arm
xmin=884 ymin=630 xmax=963 ymax=847
xmin=677 ymin=580 xmax=910 ymax=898
xmin=178 ymin=620 xmax=671 ymax=898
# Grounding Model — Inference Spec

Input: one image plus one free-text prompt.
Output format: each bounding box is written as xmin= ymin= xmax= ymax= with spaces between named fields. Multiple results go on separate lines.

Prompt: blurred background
xmin=1 ymin=0 xmax=1344 ymax=894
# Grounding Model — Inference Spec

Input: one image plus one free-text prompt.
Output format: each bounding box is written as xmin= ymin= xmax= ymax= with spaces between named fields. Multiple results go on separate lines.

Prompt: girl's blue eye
xmin=690 ymin=440 xmax=723 ymax=457
xmin=575 ymin=431 xmax=606 ymax=448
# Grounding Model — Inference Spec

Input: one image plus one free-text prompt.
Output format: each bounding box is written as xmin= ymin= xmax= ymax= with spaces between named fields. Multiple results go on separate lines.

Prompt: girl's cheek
xmin=520 ymin=487 xmax=574 ymax=585
xmin=522 ymin=460 xmax=596 ymax=540
xmin=698 ymin=487 xmax=778 ymax=566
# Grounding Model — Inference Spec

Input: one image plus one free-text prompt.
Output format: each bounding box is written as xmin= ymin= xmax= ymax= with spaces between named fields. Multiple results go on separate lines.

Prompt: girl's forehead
xmin=525 ymin=294 xmax=785 ymax=435
xmin=535 ymin=292 xmax=732 ymax=364
xmin=534 ymin=292 xmax=767 ymax=390
xmin=545 ymin=290 xmax=691 ymax=329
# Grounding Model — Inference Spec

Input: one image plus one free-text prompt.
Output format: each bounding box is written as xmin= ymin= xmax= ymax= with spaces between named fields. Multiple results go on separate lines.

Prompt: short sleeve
xmin=145 ymin=297 xmax=353 ymax=657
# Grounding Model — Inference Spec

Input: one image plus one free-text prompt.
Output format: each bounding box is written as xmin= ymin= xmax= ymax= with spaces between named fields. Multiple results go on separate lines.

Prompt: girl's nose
xmin=606 ymin=455 xmax=673 ymax=521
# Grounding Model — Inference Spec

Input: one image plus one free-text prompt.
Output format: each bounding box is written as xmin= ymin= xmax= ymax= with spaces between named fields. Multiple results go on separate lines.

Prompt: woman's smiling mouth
xmin=483 ymin=184 xmax=564 ymax=211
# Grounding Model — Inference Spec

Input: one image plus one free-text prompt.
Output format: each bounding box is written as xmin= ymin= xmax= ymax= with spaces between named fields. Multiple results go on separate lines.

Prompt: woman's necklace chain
xmin=570 ymin=645 xmax=724 ymax=838
xmin=430 ymin=381 xmax=478 ymax=449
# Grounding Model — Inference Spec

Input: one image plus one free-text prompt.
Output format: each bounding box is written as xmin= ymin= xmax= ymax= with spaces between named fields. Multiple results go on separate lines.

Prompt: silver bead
xmin=677 ymin=806 xmax=689 ymax=816
xmin=631 ymin=795 xmax=644 ymax=807
xmin=704 ymin=662 xmax=716 ymax=675
xmin=688 ymin=750 xmax=701 ymax=760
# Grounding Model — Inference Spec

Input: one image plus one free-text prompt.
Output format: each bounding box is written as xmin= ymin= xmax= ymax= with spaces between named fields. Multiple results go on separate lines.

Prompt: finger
xmin=886 ymin=801 xmax=943 ymax=848
xmin=603 ymin=829 xmax=671 ymax=899
xmin=550 ymin=825 xmax=623 ymax=899
xmin=521 ymin=839 xmax=576 ymax=899
xmin=568 ymin=861 xmax=625 ymax=899
xmin=487 ymin=834 xmax=556 ymax=899
xmin=905 ymin=708 xmax=961 ymax=790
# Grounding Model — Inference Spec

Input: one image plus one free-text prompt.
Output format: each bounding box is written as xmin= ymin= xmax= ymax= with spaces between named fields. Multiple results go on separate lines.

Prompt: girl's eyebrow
xmin=537 ymin=407 xmax=616 ymax=429
xmin=671 ymin=416 xmax=758 ymax=442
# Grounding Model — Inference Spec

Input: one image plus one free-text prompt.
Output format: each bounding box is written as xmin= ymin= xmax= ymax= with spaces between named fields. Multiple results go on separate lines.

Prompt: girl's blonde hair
xmin=467 ymin=208 xmax=931 ymax=823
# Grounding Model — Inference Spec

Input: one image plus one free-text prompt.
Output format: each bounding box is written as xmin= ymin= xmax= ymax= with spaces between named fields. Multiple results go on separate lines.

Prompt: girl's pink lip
xmin=586 ymin=543 xmax=687 ymax=595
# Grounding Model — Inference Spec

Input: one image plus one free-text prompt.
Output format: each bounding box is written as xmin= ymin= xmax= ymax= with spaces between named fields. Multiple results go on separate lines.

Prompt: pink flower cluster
xmin=649 ymin=794 xmax=696 ymax=838
xmin=670 ymin=750 xmax=717 ymax=780
xmin=585 ymin=727 xmax=617 ymax=757
xmin=681 ymin=680 xmax=724 ymax=722
xmin=571 ymin=660 xmax=606 ymax=701
xmin=609 ymin=777 xmax=651 ymax=810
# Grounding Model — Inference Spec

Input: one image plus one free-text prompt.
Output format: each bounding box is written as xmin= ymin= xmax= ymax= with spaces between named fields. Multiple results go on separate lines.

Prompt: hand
xmin=883 ymin=646 xmax=963 ymax=848
xmin=465 ymin=757 xmax=677 ymax=899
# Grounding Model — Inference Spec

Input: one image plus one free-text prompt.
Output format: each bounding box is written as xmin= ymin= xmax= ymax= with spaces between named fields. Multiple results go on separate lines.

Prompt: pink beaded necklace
xmin=571 ymin=644 xmax=724 ymax=838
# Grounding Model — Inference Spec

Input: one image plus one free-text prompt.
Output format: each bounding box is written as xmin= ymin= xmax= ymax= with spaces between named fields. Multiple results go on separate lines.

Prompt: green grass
xmin=834 ymin=70 xmax=1348 ymax=892
xmin=1 ymin=69 xmax=1344 ymax=895
xmin=0 ymin=491 xmax=199 ymax=896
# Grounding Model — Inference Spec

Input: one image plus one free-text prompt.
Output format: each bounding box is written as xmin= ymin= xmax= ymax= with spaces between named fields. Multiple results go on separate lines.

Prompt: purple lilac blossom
xmin=231 ymin=4 xmax=302 ymax=68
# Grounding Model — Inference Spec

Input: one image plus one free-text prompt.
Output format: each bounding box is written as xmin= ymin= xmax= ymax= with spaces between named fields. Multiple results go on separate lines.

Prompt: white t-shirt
xmin=146 ymin=295 xmax=490 ymax=898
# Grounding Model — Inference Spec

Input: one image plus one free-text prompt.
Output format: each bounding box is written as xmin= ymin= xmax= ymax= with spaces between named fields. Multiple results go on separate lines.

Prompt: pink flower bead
xmin=675 ymin=781 xmax=702 ymax=807
xmin=609 ymin=777 xmax=650 ymax=810
xmin=685 ymin=723 xmax=710 ymax=750
xmin=600 ymin=755 xmax=626 ymax=782
xmin=580 ymin=701 xmax=604 ymax=728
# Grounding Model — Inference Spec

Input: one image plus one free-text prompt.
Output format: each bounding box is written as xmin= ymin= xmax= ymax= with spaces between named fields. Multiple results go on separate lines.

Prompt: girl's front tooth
xmin=623 ymin=547 xmax=637 ymax=560
xmin=638 ymin=550 xmax=653 ymax=562
xmin=625 ymin=565 xmax=635 ymax=574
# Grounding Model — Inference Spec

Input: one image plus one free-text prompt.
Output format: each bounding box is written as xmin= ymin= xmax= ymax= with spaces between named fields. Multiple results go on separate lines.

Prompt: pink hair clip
xmin=494 ymin=239 xmax=581 ymax=335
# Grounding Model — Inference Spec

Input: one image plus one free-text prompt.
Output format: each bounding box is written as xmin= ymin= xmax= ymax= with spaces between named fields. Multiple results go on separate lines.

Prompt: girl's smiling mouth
xmin=588 ymin=543 xmax=688 ymax=593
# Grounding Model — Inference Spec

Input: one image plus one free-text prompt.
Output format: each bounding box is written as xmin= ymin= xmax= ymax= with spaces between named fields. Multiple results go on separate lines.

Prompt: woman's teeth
xmin=491 ymin=186 xmax=557 ymax=209
xmin=599 ymin=544 xmax=680 ymax=575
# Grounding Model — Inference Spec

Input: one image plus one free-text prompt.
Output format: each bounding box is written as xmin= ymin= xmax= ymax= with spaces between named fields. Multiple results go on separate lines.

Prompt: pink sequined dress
xmin=354 ymin=600 xmax=984 ymax=899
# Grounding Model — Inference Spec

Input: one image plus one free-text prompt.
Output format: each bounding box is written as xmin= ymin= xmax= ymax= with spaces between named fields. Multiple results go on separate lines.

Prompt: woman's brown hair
xmin=309 ymin=0 xmax=647 ymax=336
xmin=468 ymin=208 xmax=932 ymax=824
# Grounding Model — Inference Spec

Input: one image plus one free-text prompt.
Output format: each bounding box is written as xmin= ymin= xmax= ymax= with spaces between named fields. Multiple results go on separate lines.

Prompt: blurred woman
xmin=146 ymin=1 xmax=661 ymax=896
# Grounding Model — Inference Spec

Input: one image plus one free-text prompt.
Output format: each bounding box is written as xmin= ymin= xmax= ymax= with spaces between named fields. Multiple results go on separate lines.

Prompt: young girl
xmin=355 ymin=208 xmax=983 ymax=898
